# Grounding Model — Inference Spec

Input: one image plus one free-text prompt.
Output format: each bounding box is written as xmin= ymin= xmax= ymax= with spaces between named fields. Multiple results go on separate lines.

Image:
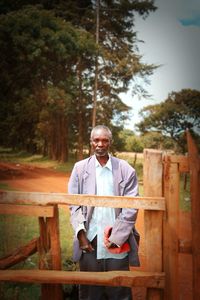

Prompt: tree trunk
xmin=77 ymin=63 xmax=84 ymax=161
xmin=49 ymin=114 xmax=59 ymax=160
xmin=60 ymin=115 xmax=68 ymax=162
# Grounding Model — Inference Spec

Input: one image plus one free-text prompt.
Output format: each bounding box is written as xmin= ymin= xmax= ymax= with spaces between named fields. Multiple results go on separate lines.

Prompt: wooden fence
xmin=0 ymin=130 xmax=199 ymax=300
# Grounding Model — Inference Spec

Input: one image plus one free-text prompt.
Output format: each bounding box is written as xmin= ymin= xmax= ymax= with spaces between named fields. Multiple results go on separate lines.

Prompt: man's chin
xmin=95 ymin=150 xmax=108 ymax=157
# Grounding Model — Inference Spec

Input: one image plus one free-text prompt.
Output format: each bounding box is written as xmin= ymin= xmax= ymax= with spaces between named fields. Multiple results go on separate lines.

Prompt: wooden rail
xmin=0 ymin=203 xmax=54 ymax=217
xmin=0 ymin=191 xmax=165 ymax=210
xmin=0 ymin=192 xmax=166 ymax=300
xmin=0 ymin=269 xmax=165 ymax=288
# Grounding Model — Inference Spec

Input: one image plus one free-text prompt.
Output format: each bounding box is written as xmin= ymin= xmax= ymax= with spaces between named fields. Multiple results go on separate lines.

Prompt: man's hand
xmin=77 ymin=230 xmax=94 ymax=253
xmin=104 ymin=240 xmax=118 ymax=249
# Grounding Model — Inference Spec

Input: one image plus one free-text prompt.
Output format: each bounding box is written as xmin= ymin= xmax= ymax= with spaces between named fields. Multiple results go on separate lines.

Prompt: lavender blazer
xmin=68 ymin=155 xmax=140 ymax=266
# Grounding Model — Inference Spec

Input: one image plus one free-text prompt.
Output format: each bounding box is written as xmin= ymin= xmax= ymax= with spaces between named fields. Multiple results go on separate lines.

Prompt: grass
xmin=0 ymin=147 xmax=75 ymax=173
xmin=0 ymin=213 xmax=40 ymax=299
xmin=0 ymin=207 xmax=74 ymax=299
xmin=179 ymin=173 xmax=191 ymax=211
xmin=0 ymin=183 xmax=16 ymax=191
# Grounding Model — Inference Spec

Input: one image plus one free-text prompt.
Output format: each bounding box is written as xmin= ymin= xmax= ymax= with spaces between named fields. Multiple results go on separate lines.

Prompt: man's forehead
xmin=92 ymin=129 xmax=109 ymax=138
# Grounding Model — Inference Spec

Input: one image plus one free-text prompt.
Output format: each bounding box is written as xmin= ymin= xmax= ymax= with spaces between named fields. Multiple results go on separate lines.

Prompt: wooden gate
xmin=0 ymin=131 xmax=199 ymax=300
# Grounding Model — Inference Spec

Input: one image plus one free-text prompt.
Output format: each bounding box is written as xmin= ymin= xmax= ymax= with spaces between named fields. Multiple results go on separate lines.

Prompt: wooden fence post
xmin=186 ymin=130 xmax=200 ymax=300
xmin=38 ymin=204 xmax=63 ymax=300
xmin=163 ymin=156 xmax=179 ymax=300
xmin=143 ymin=149 xmax=163 ymax=300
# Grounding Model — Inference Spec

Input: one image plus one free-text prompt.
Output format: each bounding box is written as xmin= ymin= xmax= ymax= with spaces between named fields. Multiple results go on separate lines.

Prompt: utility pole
xmin=92 ymin=0 xmax=99 ymax=128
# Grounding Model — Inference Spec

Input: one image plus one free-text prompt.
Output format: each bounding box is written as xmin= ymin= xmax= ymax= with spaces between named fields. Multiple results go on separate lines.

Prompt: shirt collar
xmin=95 ymin=155 xmax=112 ymax=171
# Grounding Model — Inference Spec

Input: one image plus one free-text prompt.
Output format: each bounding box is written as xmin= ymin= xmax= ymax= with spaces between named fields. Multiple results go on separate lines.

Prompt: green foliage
xmin=117 ymin=129 xmax=143 ymax=152
xmin=0 ymin=5 xmax=96 ymax=158
xmin=0 ymin=1 xmax=158 ymax=159
xmin=125 ymin=135 xmax=143 ymax=152
xmin=137 ymin=89 xmax=200 ymax=153
xmin=140 ymin=131 xmax=175 ymax=150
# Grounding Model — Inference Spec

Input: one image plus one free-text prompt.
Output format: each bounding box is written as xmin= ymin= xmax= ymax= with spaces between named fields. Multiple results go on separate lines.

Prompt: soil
xmin=0 ymin=162 xmax=192 ymax=299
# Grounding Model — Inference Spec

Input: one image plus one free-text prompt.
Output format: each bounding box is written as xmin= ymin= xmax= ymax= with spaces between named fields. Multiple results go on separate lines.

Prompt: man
xmin=68 ymin=125 xmax=140 ymax=300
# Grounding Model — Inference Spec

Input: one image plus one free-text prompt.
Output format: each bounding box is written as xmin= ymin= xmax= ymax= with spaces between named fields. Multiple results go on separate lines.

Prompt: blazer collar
xmin=84 ymin=155 xmax=124 ymax=196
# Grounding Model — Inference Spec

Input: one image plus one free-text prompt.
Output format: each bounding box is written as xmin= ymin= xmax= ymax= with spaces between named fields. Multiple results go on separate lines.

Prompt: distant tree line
xmin=136 ymin=89 xmax=200 ymax=153
xmin=117 ymin=88 xmax=200 ymax=154
xmin=0 ymin=0 xmax=157 ymax=161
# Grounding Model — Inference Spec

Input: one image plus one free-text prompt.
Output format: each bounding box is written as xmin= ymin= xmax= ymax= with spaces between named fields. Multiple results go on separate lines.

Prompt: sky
xmin=121 ymin=0 xmax=200 ymax=131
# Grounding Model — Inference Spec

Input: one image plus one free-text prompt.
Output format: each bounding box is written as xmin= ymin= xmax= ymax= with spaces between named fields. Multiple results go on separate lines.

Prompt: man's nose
xmin=97 ymin=141 xmax=104 ymax=146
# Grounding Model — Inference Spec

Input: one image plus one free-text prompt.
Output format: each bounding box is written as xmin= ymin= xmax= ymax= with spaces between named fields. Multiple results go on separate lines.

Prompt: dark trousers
xmin=79 ymin=238 xmax=132 ymax=300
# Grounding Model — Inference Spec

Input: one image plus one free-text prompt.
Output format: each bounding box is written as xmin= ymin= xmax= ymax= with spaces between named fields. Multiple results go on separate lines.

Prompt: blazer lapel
xmin=81 ymin=156 xmax=96 ymax=227
xmin=111 ymin=156 xmax=125 ymax=218
xmin=83 ymin=155 xmax=96 ymax=194
xmin=111 ymin=156 xmax=124 ymax=196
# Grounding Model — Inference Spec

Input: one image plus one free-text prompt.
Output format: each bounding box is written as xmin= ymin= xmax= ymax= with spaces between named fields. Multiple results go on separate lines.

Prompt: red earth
xmin=0 ymin=162 xmax=192 ymax=299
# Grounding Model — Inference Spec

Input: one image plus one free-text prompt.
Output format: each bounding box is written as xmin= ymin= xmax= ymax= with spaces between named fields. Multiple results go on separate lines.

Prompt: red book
xmin=104 ymin=226 xmax=130 ymax=254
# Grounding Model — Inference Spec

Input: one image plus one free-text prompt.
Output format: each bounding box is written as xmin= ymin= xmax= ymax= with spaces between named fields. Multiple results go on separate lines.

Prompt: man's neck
xmin=96 ymin=154 xmax=109 ymax=167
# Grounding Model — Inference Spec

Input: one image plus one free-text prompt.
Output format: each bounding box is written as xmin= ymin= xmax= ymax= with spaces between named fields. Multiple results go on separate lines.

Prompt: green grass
xmin=0 ymin=207 xmax=74 ymax=299
xmin=0 ymin=209 xmax=74 ymax=262
xmin=0 ymin=183 xmax=17 ymax=191
xmin=179 ymin=173 xmax=191 ymax=211
xmin=0 ymin=282 xmax=41 ymax=300
xmin=0 ymin=147 xmax=75 ymax=173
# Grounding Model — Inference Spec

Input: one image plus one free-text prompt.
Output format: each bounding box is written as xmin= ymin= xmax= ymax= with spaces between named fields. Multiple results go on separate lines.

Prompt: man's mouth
xmin=95 ymin=149 xmax=107 ymax=155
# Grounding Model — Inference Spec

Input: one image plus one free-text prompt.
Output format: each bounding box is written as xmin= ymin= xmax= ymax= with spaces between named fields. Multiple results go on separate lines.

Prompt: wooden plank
xmin=38 ymin=217 xmax=50 ymax=270
xmin=163 ymin=155 xmax=189 ymax=173
xmin=0 ymin=204 xmax=54 ymax=217
xmin=0 ymin=238 xmax=38 ymax=269
xmin=143 ymin=149 xmax=163 ymax=300
xmin=46 ymin=205 xmax=62 ymax=270
xmin=178 ymin=239 xmax=192 ymax=254
xmin=0 ymin=191 xmax=165 ymax=211
xmin=186 ymin=130 xmax=200 ymax=300
xmin=39 ymin=205 xmax=63 ymax=300
xmin=0 ymin=269 xmax=165 ymax=288
xmin=163 ymin=159 xmax=179 ymax=300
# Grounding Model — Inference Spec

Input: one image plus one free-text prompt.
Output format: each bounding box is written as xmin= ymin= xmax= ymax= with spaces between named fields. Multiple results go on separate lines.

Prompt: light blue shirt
xmin=87 ymin=156 xmax=127 ymax=260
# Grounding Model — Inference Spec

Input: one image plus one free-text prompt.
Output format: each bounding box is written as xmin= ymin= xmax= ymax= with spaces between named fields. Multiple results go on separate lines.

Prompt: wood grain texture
xmin=0 ymin=191 xmax=165 ymax=210
xmin=0 ymin=269 xmax=165 ymax=288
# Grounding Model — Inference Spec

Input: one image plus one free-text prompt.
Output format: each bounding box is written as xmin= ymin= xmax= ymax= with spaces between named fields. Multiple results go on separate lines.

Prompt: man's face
xmin=90 ymin=129 xmax=111 ymax=157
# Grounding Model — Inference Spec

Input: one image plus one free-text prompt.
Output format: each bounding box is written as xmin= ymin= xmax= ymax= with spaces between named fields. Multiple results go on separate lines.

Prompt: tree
xmin=136 ymin=89 xmax=200 ymax=153
xmin=117 ymin=129 xmax=143 ymax=152
xmin=0 ymin=1 xmax=158 ymax=159
xmin=53 ymin=0 xmax=157 ymax=158
xmin=0 ymin=5 xmax=96 ymax=160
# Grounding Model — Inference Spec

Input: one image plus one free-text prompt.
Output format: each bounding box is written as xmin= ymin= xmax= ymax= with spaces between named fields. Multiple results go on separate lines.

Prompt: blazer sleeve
xmin=109 ymin=162 xmax=139 ymax=246
xmin=68 ymin=163 xmax=86 ymax=232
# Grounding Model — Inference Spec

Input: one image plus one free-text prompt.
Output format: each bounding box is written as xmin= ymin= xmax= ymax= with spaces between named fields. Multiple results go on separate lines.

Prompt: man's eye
xmin=93 ymin=139 xmax=109 ymax=144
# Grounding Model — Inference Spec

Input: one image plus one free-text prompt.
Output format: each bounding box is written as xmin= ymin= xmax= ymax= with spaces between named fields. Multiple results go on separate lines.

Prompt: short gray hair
xmin=90 ymin=125 xmax=112 ymax=141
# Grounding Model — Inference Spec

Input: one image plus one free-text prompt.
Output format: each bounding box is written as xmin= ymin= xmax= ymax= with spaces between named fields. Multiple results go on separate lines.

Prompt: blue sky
xmin=121 ymin=0 xmax=200 ymax=130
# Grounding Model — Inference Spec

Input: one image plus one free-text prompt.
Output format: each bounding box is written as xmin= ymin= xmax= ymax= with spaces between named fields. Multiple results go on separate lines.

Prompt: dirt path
xmin=0 ymin=162 xmax=69 ymax=193
xmin=0 ymin=162 xmax=192 ymax=299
